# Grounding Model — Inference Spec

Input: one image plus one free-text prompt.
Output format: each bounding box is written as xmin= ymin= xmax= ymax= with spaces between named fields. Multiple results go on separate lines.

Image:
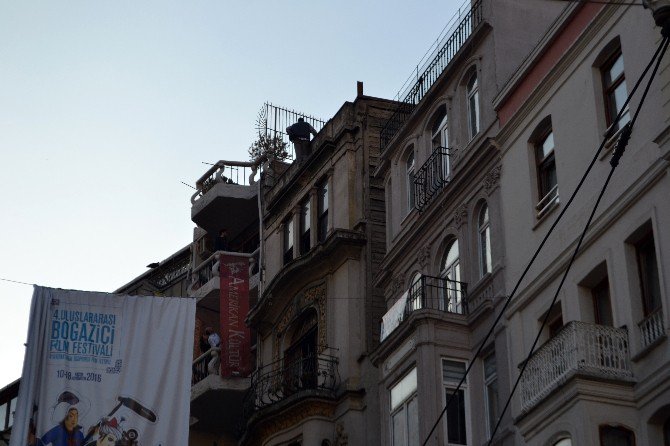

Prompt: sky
xmin=0 ymin=0 xmax=466 ymax=386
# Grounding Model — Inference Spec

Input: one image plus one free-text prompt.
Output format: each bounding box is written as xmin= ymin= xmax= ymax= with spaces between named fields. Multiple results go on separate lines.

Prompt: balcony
xmin=190 ymin=346 xmax=251 ymax=434
xmin=519 ymin=321 xmax=633 ymax=414
xmin=381 ymin=274 xmax=467 ymax=341
xmin=191 ymin=160 xmax=261 ymax=235
xmin=379 ymin=0 xmax=483 ymax=152
xmin=243 ymin=352 xmax=340 ymax=413
xmin=413 ymin=146 xmax=450 ymax=212
xmin=638 ymin=308 xmax=665 ymax=350
xmin=188 ymin=249 xmax=260 ymax=301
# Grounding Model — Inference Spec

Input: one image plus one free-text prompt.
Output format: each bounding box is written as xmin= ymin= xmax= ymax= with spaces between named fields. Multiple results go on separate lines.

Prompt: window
xmin=636 ymin=232 xmax=662 ymax=317
xmin=483 ymin=354 xmax=499 ymax=440
xmin=431 ymin=106 xmax=450 ymax=180
xmin=602 ymin=50 xmax=630 ymax=132
xmin=534 ymin=125 xmax=558 ymax=216
xmin=599 ymin=425 xmax=635 ymax=446
xmin=406 ymin=150 xmax=416 ymax=212
xmin=317 ymin=180 xmax=329 ymax=243
xmin=592 ymin=277 xmax=613 ymax=326
xmin=478 ymin=204 xmax=492 ymax=276
xmin=443 ymin=359 xmax=468 ymax=445
xmin=300 ymin=197 xmax=311 ymax=254
xmin=408 ymin=273 xmax=423 ymax=312
xmin=554 ymin=439 xmax=573 ymax=446
xmin=440 ymin=240 xmax=463 ymax=314
xmin=467 ymin=73 xmax=480 ymax=139
xmin=283 ymin=217 xmax=294 ymax=265
xmin=391 ymin=368 xmax=419 ymax=446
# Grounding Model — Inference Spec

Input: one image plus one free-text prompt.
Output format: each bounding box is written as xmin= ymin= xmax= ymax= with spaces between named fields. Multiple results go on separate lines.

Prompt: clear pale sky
xmin=0 ymin=0 xmax=465 ymax=386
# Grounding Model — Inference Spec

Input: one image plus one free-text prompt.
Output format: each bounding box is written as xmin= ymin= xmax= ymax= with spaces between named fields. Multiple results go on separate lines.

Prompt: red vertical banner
xmin=219 ymin=254 xmax=251 ymax=377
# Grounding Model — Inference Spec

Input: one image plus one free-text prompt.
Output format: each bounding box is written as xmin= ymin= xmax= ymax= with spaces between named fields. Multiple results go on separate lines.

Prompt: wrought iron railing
xmin=414 ymin=146 xmax=450 ymax=212
xmin=146 ymin=251 xmax=190 ymax=291
xmin=243 ymin=352 xmax=339 ymax=412
xmin=256 ymin=102 xmax=327 ymax=161
xmin=191 ymin=160 xmax=262 ymax=205
xmin=519 ymin=321 xmax=632 ymax=413
xmin=192 ymin=347 xmax=221 ymax=385
xmin=638 ymin=308 xmax=665 ymax=350
xmin=380 ymin=0 xmax=483 ymax=151
xmin=407 ymin=274 xmax=468 ymax=315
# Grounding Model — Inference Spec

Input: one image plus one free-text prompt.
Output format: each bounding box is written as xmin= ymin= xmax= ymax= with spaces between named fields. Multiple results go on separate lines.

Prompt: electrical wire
xmin=486 ymin=35 xmax=669 ymax=445
xmin=421 ymin=31 xmax=669 ymax=446
xmin=0 ymin=277 xmax=34 ymax=287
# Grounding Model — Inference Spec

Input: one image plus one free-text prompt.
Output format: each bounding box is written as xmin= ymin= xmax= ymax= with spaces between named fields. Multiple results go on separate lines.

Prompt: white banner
xmin=11 ymin=286 xmax=195 ymax=446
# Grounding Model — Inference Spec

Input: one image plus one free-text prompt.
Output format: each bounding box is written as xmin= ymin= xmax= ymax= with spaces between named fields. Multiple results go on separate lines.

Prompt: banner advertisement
xmin=10 ymin=286 xmax=195 ymax=446
xmin=219 ymin=254 xmax=251 ymax=377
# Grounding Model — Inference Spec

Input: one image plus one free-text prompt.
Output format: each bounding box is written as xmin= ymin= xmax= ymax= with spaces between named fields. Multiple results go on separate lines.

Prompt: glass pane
xmin=538 ymin=132 xmax=554 ymax=159
xmin=613 ymin=83 xmax=630 ymax=126
xmin=393 ymin=409 xmax=407 ymax=446
xmin=484 ymin=354 xmax=496 ymax=380
xmin=443 ymin=360 xmax=466 ymax=383
xmin=8 ymin=398 xmax=16 ymax=428
xmin=301 ymin=200 xmax=310 ymax=232
xmin=486 ymin=379 xmax=498 ymax=436
xmin=391 ymin=368 xmax=417 ymax=410
xmin=407 ymin=397 xmax=419 ymax=446
xmin=606 ymin=54 xmax=624 ymax=85
xmin=443 ymin=241 xmax=459 ymax=271
xmin=554 ymin=439 xmax=572 ymax=446
xmin=446 ymin=388 xmax=467 ymax=445
xmin=601 ymin=426 xmax=634 ymax=446
xmin=319 ymin=182 xmax=328 ymax=214
xmin=0 ymin=403 xmax=6 ymax=430
xmin=637 ymin=235 xmax=662 ymax=313
xmin=285 ymin=219 xmax=293 ymax=250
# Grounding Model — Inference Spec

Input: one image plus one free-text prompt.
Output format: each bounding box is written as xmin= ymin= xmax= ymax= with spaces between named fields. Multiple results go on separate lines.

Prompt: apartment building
xmin=494 ymin=2 xmax=670 ymax=445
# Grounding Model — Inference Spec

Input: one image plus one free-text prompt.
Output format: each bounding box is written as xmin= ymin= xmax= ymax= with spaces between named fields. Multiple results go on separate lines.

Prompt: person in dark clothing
xmin=215 ymin=229 xmax=229 ymax=252
xmin=286 ymin=117 xmax=317 ymax=161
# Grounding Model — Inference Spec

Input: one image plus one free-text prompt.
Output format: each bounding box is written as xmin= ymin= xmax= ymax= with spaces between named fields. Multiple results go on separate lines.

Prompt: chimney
xmin=357 ymin=81 xmax=364 ymax=98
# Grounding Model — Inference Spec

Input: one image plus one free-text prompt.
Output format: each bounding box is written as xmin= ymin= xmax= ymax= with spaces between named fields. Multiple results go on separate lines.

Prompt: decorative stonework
xmin=483 ymin=164 xmax=502 ymax=195
xmin=391 ymin=276 xmax=404 ymax=294
xmin=417 ymin=245 xmax=431 ymax=268
xmin=453 ymin=204 xmax=468 ymax=228
xmin=273 ymin=284 xmax=328 ymax=362
xmin=334 ymin=422 xmax=349 ymax=446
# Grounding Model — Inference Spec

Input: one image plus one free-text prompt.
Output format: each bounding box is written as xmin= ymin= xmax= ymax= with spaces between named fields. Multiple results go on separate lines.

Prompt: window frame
xmin=601 ymin=49 xmax=630 ymax=132
xmin=390 ymin=367 xmax=419 ymax=446
xmin=442 ymin=358 xmax=470 ymax=446
xmin=317 ymin=179 xmax=329 ymax=243
xmin=440 ymin=239 xmax=462 ymax=314
xmin=283 ymin=216 xmax=294 ymax=265
xmin=478 ymin=204 xmax=492 ymax=277
xmin=406 ymin=150 xmax=416 ymax=213
xmin=483 ymin=353 xmax=498 ymax=440
xmin=466 ymin=73 xmax=480 ymax=139
xmin=533 ymin=125 xmax=558 ymax=216
xmin=635 ymin=232 xmax=662 ymax=317
xmin=299 ymin=196 xmax=311 ymax=255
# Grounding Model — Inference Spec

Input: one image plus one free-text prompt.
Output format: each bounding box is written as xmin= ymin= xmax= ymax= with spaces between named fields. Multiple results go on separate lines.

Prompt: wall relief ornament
xmin=484 ymin=164 xmax=502 ymax=195
xmin=453 ymin=203 xmax=468 ymax=228
xmin=417 ymin=245 xmax=431 ymax=267
xmin=273 ymin=284 xmax=327 ymax=362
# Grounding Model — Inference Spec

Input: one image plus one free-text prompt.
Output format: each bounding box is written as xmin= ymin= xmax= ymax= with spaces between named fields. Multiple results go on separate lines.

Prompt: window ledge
xmin=533 ymin=196 xmax=560 ymax=229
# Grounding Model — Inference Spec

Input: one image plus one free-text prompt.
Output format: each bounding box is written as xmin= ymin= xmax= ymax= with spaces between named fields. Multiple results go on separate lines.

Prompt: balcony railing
xmin=414 ymin=146 xmax=450 ymax=212
xmin=379 ymin=0 xmax=483 ymax=152
xmin=520 ymin=321 xmax=633 ymax=413
xmin=638 ymin=308 xmax=665 ymax=350
xmin=244 ymin=352 xmax=340 ymax=412
xmin=381 ymin=275 xmax=468 ymax=341
xmin=536 ymin=184 xmax=559 ymax=218
xmin=188 ymin=250 xmax=259 ymax=295
xmin=192 ymin=347 xmax=221 ymax=385
xmin=191 ymin=160 xmax=262 ymax=205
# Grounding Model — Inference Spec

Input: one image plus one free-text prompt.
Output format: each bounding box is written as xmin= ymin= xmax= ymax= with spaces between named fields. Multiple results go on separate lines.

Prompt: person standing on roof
xmin=286 ymin=117 xmax=318 ymax=161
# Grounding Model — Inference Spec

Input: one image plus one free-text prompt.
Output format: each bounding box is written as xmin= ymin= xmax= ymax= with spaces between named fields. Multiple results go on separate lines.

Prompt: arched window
xmin=553 ymin=439 xmax=572 ymax=446
xmin=440 ymin=239 xmax=463 ymax=313
xmin=599 ymin=425 xmax=635 ymax=446
xmin=478 ymin=203 xmax=492 ymax=276
xmin=408 ymin=272 xmax=423 ymax=311
xmin=467 ymin=73 xmax=480 ymax=139
xmin=284 ymin=309 xmax=318 ymax=393
xmin=431 ymin=105 xmax=450 ymax=181
xmin=406 ymin=150 xmax=416 ymax=212
xmin=531 ymin=117 xmax=558 ymax=217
